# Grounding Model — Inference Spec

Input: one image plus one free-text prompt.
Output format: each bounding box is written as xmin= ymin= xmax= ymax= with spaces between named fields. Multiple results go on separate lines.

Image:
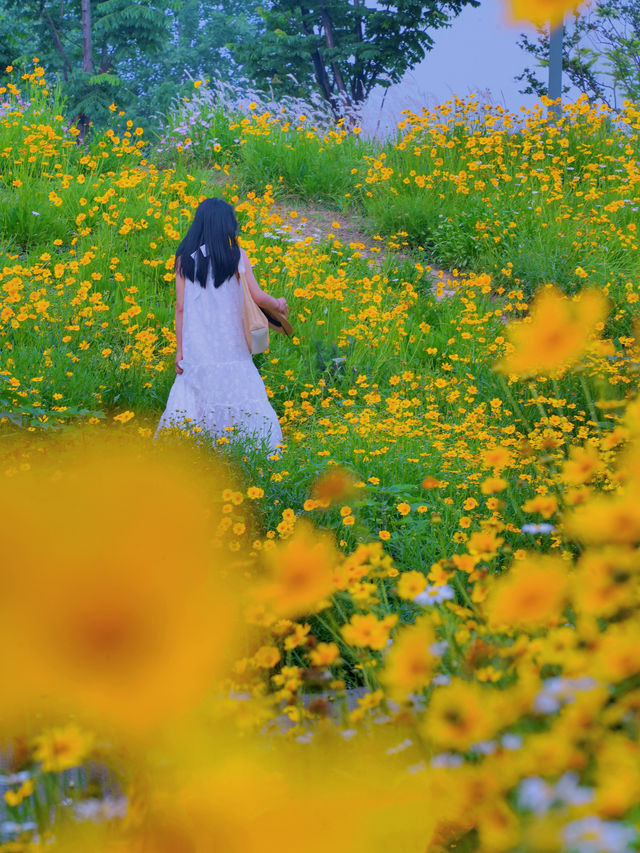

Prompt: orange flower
xmin=422 ymin=475 xmax=442 ymax=489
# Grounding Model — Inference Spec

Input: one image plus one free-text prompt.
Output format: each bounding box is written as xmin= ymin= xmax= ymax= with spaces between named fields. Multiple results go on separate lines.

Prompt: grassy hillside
xmin=2 ymin=66 xmax=640 ymax=853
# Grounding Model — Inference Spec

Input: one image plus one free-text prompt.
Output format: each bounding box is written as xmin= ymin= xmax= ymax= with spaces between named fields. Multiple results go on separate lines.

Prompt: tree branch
xmin=320 ymin=3 xmax=349 ymax=100
xmin=299 ymin=4 xmax=340 ymax=115
xmin=40 ymin=3 xmax=72 ymax=81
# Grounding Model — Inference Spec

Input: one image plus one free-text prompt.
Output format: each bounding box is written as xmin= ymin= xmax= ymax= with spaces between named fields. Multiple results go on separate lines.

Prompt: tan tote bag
xmin=238 ymin=269 xmax=269 ymax=355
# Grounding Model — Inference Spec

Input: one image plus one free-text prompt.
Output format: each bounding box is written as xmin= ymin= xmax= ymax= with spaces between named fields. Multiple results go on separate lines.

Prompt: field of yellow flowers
xmin=2 ymin=49 xmax=640 ymax=852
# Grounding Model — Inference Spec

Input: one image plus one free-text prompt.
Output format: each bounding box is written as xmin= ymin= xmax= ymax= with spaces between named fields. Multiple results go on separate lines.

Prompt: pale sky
xmin=362 ymin=0 xmax=553 ymax=135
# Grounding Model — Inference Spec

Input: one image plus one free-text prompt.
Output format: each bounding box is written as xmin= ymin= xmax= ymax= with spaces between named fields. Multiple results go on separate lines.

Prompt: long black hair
xmin=174 ymin=197 xmax=241 ymax=289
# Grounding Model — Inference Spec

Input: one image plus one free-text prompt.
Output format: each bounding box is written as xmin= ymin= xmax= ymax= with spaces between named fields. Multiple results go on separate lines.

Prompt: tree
xmin=0 ymin=0 xmax=262 ymax=130
xmin=233 ymin=0 xmax=480 ymax=118
xmin=126 ymin=0 xmax=261 ymax=121
xmin=1 ymin=0 xmax=172 ymax=131
xmin=516 ymin=0 xmax=640 ymax=110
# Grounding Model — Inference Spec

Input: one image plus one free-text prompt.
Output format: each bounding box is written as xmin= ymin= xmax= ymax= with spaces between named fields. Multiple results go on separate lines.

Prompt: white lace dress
xmin=154 ymin=247 xmax=283 ymax=451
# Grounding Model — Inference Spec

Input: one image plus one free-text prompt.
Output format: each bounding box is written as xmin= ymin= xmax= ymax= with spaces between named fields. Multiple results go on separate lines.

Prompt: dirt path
xmin=207 ymin=168 xmax=458 ymax=300
xmin=268 ymin=195 xmax=458 ymax=301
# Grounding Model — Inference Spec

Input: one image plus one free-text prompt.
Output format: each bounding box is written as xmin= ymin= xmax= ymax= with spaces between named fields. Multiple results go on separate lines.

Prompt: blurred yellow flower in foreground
xmin=485 ymin=555 xmax=570 ymax=630
xmin=381 ymin=618 xmax=436 ymax=699
xmin=48 ymin=726 xmax=437 ymax=853
xmin=565 ymin=491 xmax=640 ymax=546
xmin=310 ymin=465 xmax=357 ymax=507
xmin=256 ymin=519 xmax=338 ymax=618
xmin=33 ymin=724 xmax=94 ymax=773
xmin=0 ymin=434 xmax=241 ymax=737
xmin=421 ymin=679 xmax=498 ymax=751
xmin=506 ymin=0 xmax=582 ymax=27
xmin=497 ymin=285 xmax=607 ymax=379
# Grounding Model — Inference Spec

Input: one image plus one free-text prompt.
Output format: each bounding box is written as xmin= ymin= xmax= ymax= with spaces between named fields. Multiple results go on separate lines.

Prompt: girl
xmin=155 ymin=197 xmax=288 ymax=451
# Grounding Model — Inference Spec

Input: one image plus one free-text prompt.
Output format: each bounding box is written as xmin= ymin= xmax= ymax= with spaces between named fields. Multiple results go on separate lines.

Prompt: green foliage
xmin=517 ymin=0 xmax=640 ymax=109
xmin=0 ymin=0 xmax=261 ymax=132
xmin=233 ymin=0 xmax=480 ymax=116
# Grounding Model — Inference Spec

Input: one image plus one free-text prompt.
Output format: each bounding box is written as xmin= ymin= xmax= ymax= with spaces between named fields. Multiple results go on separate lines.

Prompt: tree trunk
xmin=352 ymin=0 xmax=365 ymax=101
xmin=81 ymin=0 xmax=92 ymax=73
xmin=299 ymin=4 xmax=341 ymax=117
xmin=41 ymin=6 xmax=72 ymax=81
xmin=321 ymin=6 xmax=349 ymax=101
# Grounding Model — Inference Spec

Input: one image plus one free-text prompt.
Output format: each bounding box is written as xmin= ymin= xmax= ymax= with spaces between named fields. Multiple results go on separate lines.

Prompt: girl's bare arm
xmin=175 ymin=266 xmax=186 ymax=373
xmin=241 ymin=248 xmax=288 ymax=317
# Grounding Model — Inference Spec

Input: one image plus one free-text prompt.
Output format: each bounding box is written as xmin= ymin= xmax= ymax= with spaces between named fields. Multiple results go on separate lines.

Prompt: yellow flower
xmin=193 ymin=80 xmax=202 ymax=88
xmin=592 ymin=622 xmax=640 ymax=682
xmin=309 ymin=641 xmax=340 ymax=667
xmin=467 ymin=530 xmax=504 ymax=560
xmin=485 ymin=555 xmax=569 ymax=630
xmin=33 ymin=724 xmax=94 ymax=772
xmin=396 ymin=501 xmax=411 ymax=516
xmin=482 ymin=446 xmax=514 ymax=470
xmin=113 ymin=410 xmax=134 ymax=423
xmin=522 ymin=494 xmax=558 ymax=519
xmin=572 ymin=548 xmax=637 ymax=619
xmin=4 ymin=779 xmax=34 ymax=807
xmin=561 ymin=444 xmax=603 ymax=485
xmin=0 ymin=436 xmax=241 ymax=736
xmin=507 ymin=0 xmax=583 ymax=27
xmin=256 ymin=520 xmax=338 ymax=618
xmin=396 ymin=570 xmax=427 ymax=599
xmin=497 ymin=285 xmax=607 ymax=378
xmin=253 ymin=646 xmax=281 ymax=669
xmin=421 ymin=679 xmax=496 ymax=751
xmin=381 ymin=619 xmax=436 ymax=698
xmin=565 ymin=492 xmax=640 ymax=545
xmin=480 ymin=477 xmax=507 ymax=495
xmin=341 ymin=612 xmax=398 ymax=650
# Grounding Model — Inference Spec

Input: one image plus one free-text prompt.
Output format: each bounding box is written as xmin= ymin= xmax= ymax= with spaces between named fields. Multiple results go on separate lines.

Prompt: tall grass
xmin=166 ymin=86 xmax=640 ymax=324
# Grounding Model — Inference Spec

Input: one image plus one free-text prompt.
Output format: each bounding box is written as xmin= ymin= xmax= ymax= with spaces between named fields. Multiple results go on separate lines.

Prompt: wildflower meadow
xmin=2 ymin=5 xmax=640 ymax=850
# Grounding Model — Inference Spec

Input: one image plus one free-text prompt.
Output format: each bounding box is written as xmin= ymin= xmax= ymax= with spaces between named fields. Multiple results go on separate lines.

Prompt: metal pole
xmin=548 ymin=19 xmax=564 ymax=120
